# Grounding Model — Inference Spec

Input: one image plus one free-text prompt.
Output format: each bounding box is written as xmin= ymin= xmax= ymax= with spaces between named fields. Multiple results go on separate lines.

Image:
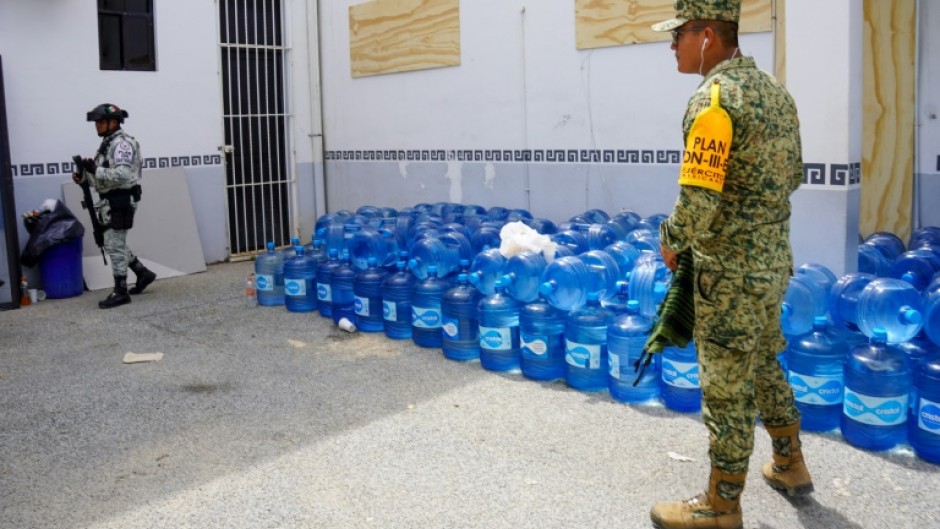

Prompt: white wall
xmin=0 ymin=0 xmax=229 ymax=269
xmin=917 ymin=0 xmax=940 ymax=230
xmin=0 ymin=1 xmax=222 ymax=164
xmin=0 ymin=0 xmax=327 ymax=265
xmin=318 ymin=0 xmax=773 ymax=222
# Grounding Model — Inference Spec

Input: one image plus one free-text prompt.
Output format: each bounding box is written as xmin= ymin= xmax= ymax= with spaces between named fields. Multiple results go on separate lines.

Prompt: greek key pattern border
xmin=325 ymin=149 xmax=865 ymax=187
xmin=326 ymin=149 xmax=682 ymax=164
xmin=11 ymin=154 xmax=223 ymax=177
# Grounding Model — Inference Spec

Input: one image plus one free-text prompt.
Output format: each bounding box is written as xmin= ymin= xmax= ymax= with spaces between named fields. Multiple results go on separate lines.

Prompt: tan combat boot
xmin=650 ymin=467 xmax=746 ymax=529
xmin=762 ymin=421 xmax=814 ymax=496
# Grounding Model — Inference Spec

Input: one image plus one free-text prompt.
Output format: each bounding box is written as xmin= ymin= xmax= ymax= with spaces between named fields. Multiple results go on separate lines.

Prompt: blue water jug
xmin=553 ymin=229 xmax=589 ymax=255
xmin=411 ymin=265 xmax=448 ymax=348
xmin=661 ymin=342 xmax=702 ymax=413
xmin=580 ymin=208 xmax=610 ymax=224
xmin=586 ymin=223 xmax=622 ymax=250
xmin=787 ymin=316 xmax=848 ymax=431
xmin=477 ymin=275 xmax=522 ymax=372
xmin=284 ymin=245 xmax=317 ymax=312
xmin=316 ymin=249 xmax=341 ymax=318
xmin=580 ymin=250 xmax=622 ymax=302
xmin=520 ymin=297 xmax=566 ymax=381
xmin=409 ymin=232 xmax=471 ymax=280
xmin=796 ymin=262 xmax=837 ymax=300
xmin=604 ymin=241 xmax=641 ymax=280
xmin=602 ymin=280 xmax=631 ymax=316
xmin=608 ymin=299 xmax=660 ymax=403
xmin=841 ymin=327 xmax=912 ymax=451
xmin=527 ymin=218 xmax=558 ymax=235
xmin=625 ymin=229 xmax=659 ymax=253
xmin=910 ymin=227 xmax=940 ymax=249
xmin=382 ymin=261 xmax=416 ymax=339
xmin=629 ymin=253 xmax=671 ymax=319
xmin=255 ymin=241 xmax=285 ymax=306
xmin=828 ymin=272 xmax=876 ymax=333
xmin=503 ymin=251 xmax=548 ymax=303
xmin=891 ymin=249 xmax=940 ymax=291
xmin=470 ymin=225 xmax=502 ymax=254
xmin=318 ymin=221 xmax=347 ymax=257
xmin=467 ymin=247 xmax=506 ymax=296
xmin=610 ymin=210 xmax=641 ymax=234
xmin=349 ymin=226 xmax=398 ymax=271
xmin=539 ymin=255 xmax=591 ymax=311
xmin=282 ymin=237 xmax=301 ymax=260
xmin=864 ymin=231 xmax=906 ymax=262
xmin=911 ymin=352 xmax=940 ymax=464
xmin=858 ymin=242 xmax=891 ymax=277
xmin=564 ymin=292 xmax=613 ymax=391
xmin=926 ymin=291 xmax=940 ymax=348
xmin=442 ymin=273 xmax=482 ymax=361
xmin=330 ymin=252 xmax=357 ymax=325
xmin=506 ymin=208 xmax=533 ymax=223
xmin=781 ymin=274 xmax=828 ymax=338
xmin=927 ymin=273 xmax=940 ymax=299
xmin=856 ymin=277 xmax=924 ymax=344
xmin=354 ymin=257 xmax=388 ymax=332
xmin=304 ymin=236 xmax=327 ymax=265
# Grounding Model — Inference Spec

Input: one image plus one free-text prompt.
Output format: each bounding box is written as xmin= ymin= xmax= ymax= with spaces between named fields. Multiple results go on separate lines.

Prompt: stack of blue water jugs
xmin=781 ymin=233 xmax=940 ymax=464
xmin=255 ymin=203 xmax=940 ymax=465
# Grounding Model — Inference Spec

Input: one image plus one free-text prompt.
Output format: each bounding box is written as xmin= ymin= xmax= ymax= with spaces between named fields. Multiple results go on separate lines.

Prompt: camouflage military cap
xmin=651 ymin=0 xmax=741 ymax=32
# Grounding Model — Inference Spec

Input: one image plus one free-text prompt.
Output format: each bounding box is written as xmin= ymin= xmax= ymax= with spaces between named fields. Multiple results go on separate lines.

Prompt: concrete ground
xmin=1 ymin=261 xmax=937 ymax=529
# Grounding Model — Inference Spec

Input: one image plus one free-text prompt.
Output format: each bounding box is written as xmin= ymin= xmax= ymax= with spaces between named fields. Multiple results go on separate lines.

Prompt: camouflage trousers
xmin=98 ymin=198 xmax=138 ymax=277
xmin=104 ymin=228 xmax=137 ymax=277
xmin=694 ymin=266 xmax=800 ymax=475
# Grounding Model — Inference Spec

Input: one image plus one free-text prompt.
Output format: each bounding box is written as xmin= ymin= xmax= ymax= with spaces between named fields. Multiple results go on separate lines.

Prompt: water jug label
xmin=383 ymin=300 xmax=397 ymax=321
xmin=788 ymin=371 xmax=843 ymax=405
xmin=354 ymin=295 xmax=369 ymax=316
xmin=521 ymin=333 xmax=547 ymax=356
xmin=284 ymin=278 xmax=306 ymax=297
xmin=609 ymin=352 xmax=621 ymax=379
xmin=662 ymin=359 xmax=700 ymax=389
xmin=480 ymin=326 xmax=513 ymax=351
xmin=566 ymin=340 xmax=601 ymax=370
xmin=917 ymin=397 xmax=940 ymax=434
xmin=317 ymin=282 xmax=332 ymax=303
xmin=443 ymin=316 xmax=459 ymax=338
xmin=256 ymin=274 xmax=274 ymax=292
xmin=842 ymin=388 xmax=907 ymax=426
xmin=412 ymin=306 xmax=442 ymax=329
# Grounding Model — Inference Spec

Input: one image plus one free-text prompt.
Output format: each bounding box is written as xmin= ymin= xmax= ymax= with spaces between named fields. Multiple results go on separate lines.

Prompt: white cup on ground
xmin=28 ymin=288 xmax=46 ymax=303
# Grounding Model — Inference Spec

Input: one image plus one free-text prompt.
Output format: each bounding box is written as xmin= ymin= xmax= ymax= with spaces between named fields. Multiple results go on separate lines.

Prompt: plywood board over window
xmin=349 ymin=0 xmax=460 ymax=78
xmin=862 ymin=0 xmax=915 ymax=242
xmin=575 ymin=0 xmax=772 ymax=50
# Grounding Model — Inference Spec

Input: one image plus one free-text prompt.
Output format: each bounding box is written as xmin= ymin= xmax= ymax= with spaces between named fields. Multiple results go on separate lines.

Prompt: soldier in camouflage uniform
xmin=73 ymin=103 xmax=156 ymax=309
xmin=649 ymin=1 xmax=813 ymax=528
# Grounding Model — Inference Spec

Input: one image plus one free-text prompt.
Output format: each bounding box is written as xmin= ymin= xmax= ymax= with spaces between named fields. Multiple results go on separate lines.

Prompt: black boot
xmin=99 ymin=275 xmax=131 ymax=309
xmin=129 ymin=258 xmax=157 ymax=295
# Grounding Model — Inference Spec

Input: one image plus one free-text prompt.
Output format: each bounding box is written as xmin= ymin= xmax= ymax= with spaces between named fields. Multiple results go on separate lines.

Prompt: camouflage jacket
xmin=660 ymin=56 xmax=803 ymax=274
xmin=81 ymin=129 xmax=142 ymax=194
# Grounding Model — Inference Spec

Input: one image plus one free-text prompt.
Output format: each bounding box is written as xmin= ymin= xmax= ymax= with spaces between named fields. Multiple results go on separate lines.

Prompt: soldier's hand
xmin=72 ymin=172 xmax=82 ymax=184
xmin=81 ymin=158 xmax=97 ymax=173
xmin=661 ymin=244 xmax=678 ymax=272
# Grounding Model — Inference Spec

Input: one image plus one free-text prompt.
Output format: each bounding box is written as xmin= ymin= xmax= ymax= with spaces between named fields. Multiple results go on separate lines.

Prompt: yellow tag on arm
xmin=678 ymin=83 xmax=732 ymax=193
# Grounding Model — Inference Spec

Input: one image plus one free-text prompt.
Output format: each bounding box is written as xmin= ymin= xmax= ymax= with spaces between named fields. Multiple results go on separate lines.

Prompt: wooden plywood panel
xmin=774 ymin=0 xmax=786 ymax=84
xmin=349 ymin=0 xmax=460 ymax=78
xmin=862 ymin=0 xmax=915 ymax=241
xmin=575 ymin=0 xmax=772 ymax=50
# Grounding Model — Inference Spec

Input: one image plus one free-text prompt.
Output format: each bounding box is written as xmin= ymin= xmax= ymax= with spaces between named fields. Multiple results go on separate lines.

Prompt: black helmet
xmin=86 ymin=103 xmax=129 ymax=123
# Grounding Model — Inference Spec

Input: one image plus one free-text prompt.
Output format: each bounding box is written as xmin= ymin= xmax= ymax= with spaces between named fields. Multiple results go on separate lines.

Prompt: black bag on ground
xmin=20 ymin=200 xmax=86 ymax=267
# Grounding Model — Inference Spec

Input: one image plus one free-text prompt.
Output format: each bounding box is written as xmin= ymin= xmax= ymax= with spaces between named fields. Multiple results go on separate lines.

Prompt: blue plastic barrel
xmin=39 ymin=237 xmax=84 ymax=299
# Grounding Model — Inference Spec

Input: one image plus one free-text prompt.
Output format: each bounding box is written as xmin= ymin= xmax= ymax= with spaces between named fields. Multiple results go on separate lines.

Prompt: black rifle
xmin=73 ymin=154 xmax=108 ymax=264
